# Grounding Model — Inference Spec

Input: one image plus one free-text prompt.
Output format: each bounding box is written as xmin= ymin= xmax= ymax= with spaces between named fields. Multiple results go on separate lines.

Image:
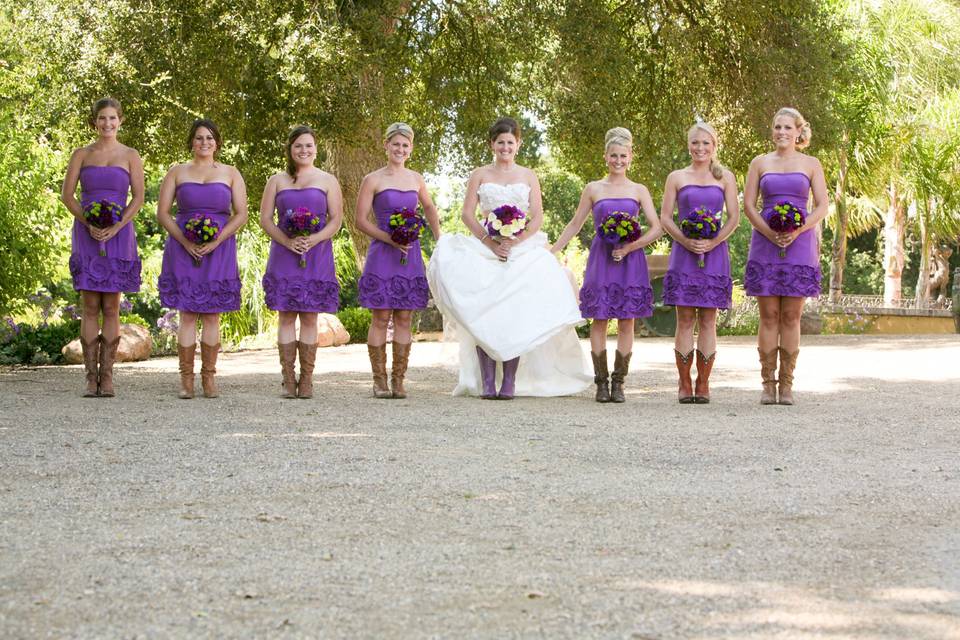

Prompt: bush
xmin=0 ymin=319 xmax=80 ymax=365
xmin=337 ymin=307 xmax=371 ymax=343
xmin=334 ymin=233 xmax=361 ymax=309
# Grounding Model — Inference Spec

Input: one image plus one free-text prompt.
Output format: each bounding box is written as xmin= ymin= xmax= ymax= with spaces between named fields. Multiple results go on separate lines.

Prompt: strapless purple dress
xmin=578 ymin=198 xmax=653 ymax=319
xmin=358 ymin=189 xmax=429 ymax=310
xmin=662 ymin=184 xmax=732 ymax=308
xmin=158 ymin=182 xmax=241 ymax=313
xmin=744 ymin=172 xmax=821 ymax=298
xmin=69 ymin=166 xmax=141 ymax=293
xmin=261 ymin=188 xmax=339 ymax=313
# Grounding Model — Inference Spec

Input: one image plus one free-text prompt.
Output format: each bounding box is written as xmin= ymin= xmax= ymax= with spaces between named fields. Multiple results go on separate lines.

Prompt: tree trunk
xmin=882 ymin=179 xmax=906 ymax=306
xmin=913 ymin=198 xmax=934 ymax=308
xmin=326 ymin=134 xmax=383 ymax=271
xmin=828 ymin=143 xmax=849 ymax=303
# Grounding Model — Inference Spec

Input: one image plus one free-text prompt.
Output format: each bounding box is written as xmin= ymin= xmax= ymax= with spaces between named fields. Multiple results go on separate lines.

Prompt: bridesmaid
xmin=157 ymin=118 xmax=248 ymax=399
xmin=551 ymin=127 xmax=661 ymax=403
xmin=660 ymin=122 xmax=740 ymax=404
xmin=61 ymin=97 xmax=144 ymax=397
xmin=356 ymin=122 xmax=441 ymax=398
xmin=743 ymin=107 xmax=828 ymax=405
xmin=259 ymin=125 xmax=343 ymax=399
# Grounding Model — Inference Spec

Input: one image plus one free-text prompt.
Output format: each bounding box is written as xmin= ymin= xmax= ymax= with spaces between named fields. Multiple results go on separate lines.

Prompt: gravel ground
xmin=1 ymin=334 xmax=959 ymax=639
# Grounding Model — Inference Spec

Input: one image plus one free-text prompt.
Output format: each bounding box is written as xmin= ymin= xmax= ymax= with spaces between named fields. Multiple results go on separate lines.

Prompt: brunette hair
xmin=772 ymin=107 xmax=812 ymax=150
xmin=687 ymin=122 xmax=726 ymax=179
xmin=186 ymin=118 xmax=222 ymax=155
xmin=488 ymin=117 xmax=521 ymax=142
xmin=89 ymin=97 xmax=123 ymax=128
xmin=286 ymin=125 xmax=317 ymax=182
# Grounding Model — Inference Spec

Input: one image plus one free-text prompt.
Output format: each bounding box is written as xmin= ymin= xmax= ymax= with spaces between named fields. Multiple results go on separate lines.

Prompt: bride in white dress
xmin=427 ymin=117 xmax=591 ymax=398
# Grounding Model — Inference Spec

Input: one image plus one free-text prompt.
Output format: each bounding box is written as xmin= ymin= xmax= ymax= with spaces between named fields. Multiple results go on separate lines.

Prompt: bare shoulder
xmin=721 ymin=168 xmax=738 ymax=184
xmin=633 ymin=181 xmax=652 ymax=199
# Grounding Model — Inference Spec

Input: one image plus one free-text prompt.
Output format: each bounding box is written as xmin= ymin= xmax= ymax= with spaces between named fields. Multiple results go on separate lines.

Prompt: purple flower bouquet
xmin=183 ymin=213 xmax=222 ymax=266
xmin=484 ymin=204 xmax=526 ymax=261
xmin=389 ymin=208 xmax=426 ymax=265
xmin=281 ymin=206 xmax=323 ymax=267
xmin=599 ymin=211 xmax=642 ymax=262
xmin=83 ymin=199 xmax=123 ymax=256
xmin=767 ymin=201 xmax=805 ymax=257
xmin=679 ymin=206 xmax=721 ymax=267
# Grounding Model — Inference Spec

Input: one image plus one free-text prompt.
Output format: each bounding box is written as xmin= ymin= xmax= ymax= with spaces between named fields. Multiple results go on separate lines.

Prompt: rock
xmin=800 ymin=312 xmax=822 ymax=335
xmin=416 ymin=301 xmax=444 ymax=333
xmin=317 ymin=313 xmax=349 ymax=347
xmin=61 ymin=323 xmax=153 ymax=364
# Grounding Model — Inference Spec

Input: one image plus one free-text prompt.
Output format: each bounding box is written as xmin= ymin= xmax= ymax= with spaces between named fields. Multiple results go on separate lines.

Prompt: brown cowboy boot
xmin=591 ymin=350 xmax=610 ymax=403
xmin=693 ymin=349 xmax=716 ymax=404
xmin=675 ymin=349 xmax=695 ymax=403
xmin=278 ymin=341 xmax=298 ymax=399
xmin=391 ymin=341 xmax=412 ymax=399
xmin=97 ymin=336 xmax=121 ymax=397
xmin=297 ymin=340 xmax=318 ymax=399
xmin=200 ymin=342 xmax=220 ymax=398
xmin=80 ymin=336 xmax=100 ymax=397
xmin=367 ymin=344 xmax=392 ymax=398
xmin=759 ymin=347 xmax=778 ymax=405
xmin=777 ymin=347 xmax=799 ymax=406
xmin=610 ymin=350 xmax=632 ymax=403
xmin=178 ymin=343 xmax=196 ymax=399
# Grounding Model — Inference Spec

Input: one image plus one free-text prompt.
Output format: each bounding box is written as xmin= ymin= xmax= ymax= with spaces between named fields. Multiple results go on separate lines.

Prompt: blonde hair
xmin=604 ymin=127 xmax=633 ymax=151
xmin=772 ymin=107 xmax=812 ymax=150
xmin=687 ymin=122 xmax=725 ymax=180
xmin=384 ymin=122 xmax=414 ymax=142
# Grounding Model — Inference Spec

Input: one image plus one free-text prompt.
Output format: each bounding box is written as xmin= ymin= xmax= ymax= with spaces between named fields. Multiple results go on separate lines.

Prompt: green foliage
xmin=336 ymin=307 xmax=371 ymax=344
xmin=0 ymin=320 xmax=79 ymax=365
xmin=333 ymin=233 xmax=361 ymax=308
xmin=119 ymin=313 xmax=149 ymax=328
xmin=540 ymin=166 xmax=587 ymax=245
xmin=220 ymin=227 xmax=273 ymax=345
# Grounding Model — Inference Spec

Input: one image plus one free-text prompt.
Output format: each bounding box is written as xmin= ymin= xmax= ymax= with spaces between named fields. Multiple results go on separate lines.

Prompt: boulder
xmin=316 ymin=313 xmax=349 ymax=347
xmin=800 ymin=312 xmax=822 ymax=335
xmin=61 ymin=323 xmax=153 ymax=364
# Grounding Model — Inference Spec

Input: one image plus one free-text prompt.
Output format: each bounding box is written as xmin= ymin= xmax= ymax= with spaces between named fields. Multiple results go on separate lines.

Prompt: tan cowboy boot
xmin=610 ymin=350 xmax=632 ymax=403
xmin=97 ymin=336 xmax=121 ymax=397
xmin=178 ymin=343 xmax=196 ymax=399
xmin=693 ymin=349 xmax=716 ymax=404
xmin=777 ymin=347 xmax=799 ymax=406
xmin=200 ymin=342 xmax=220 ymax=398
xmin=759 ymin=347 xmax=779 ymax=405
xmin=80 ymin=336 xmax=100 ymax=397
xmin=591 ymin=350 xmax=610 ymax=403
xmin=675 ymin=349 xmax=694 ymax=403
xmin=297 ymin=340 xmax=318 ymax=399
xmin=277 ymin=341 xmax=298 ymax=398
xmin=391 ymin=341 xmax=412 ymax=399
xmin=367 ymin=344 xmax=392 ymax=398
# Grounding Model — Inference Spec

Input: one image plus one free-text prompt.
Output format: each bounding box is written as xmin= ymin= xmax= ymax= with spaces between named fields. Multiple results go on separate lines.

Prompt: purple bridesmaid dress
xmin=744 ymin=172 xmax=821 ymax=297
xmin=358 ymin=189 xmax=429 ymax=310
xmin=662 ymin=184 xmax=733 ymax=308
xmin=69 ymin=166 xmax=141 ymax=292
xmin=157 ymin=182 xmax=241 ymax=312
xmin=261 ymin=188 xmax=339 ymax=313
xmin=578 ymin=198 xmax=654 ymax=319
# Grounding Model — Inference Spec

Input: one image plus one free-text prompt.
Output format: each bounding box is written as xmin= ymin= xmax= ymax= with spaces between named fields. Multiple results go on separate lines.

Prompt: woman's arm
xmin=551 ymin=184 xmax=593 ymax=254
xmin=156 ymin=165 xmax=201 ymax=261
xmin=60 ymin=148 xmax=87 ymax=225
xmin=619 ymin=185 xmax=661 ymax=257
xmin=742 ymin=157 xmax=776 ymax=242
xmin=315 ymin=175 xmax=344 ymax=244
xmin=417 ymin=173 xmax=442 ymax=240
xmin=258 ymin=175 xmax=296 ymax=249
xmin=658 ymin=172 xmax=691 ymax=249
xmin=512 ymin=169 xmax=543 ymax=243
xmin=354 ymin=174 xmax=400 ymax=247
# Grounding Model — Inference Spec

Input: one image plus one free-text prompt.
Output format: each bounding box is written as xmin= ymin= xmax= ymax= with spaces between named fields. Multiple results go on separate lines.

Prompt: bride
xmin=427 ymin=117 xmax=591 ymax=399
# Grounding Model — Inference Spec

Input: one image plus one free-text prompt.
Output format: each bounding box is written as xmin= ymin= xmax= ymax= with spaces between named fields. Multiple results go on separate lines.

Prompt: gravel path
xmin=1 ymin=335 xmax=959 ymax=639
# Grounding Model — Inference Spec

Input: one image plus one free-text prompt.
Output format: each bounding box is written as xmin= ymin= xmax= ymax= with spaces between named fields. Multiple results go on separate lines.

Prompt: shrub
xmin=337 ymin=307 xmax=371 ymax=344
xmin=0 ymin=319 xmax=80 ymax=365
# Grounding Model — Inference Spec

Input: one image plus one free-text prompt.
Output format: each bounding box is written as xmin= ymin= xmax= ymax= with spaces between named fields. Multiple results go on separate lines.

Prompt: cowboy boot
xmin=476 ymin=346 xmax=497 ymax=399
xmin=675 ymin=349 xmax=695 ymax=403
xmin=390 ymin=341 xmax=411 ymax=399
xmin=693 ymin=349 xmax=716 ymax=404
xmin=97 ymin=336 xmax=121 ymax=397
xmin=777 ymin=347 xmax=799 ymax=406
xmin=278 ymin=341 xmax=298 ymax=398
xmin=200 ymin=342 xmax=220 ymax=398
xmin=498 ymin=357 xmax=519 ymax=400
xmin=759 ymin=347 xmax=779 ymax=405
xmin=178 ymin=343 xmax=196 ymax=399
xmin=297 ymin=340 xmax=318 ymax=399
xmin=610 ymin=350 xmax=632 ymax=403
xmin=80 ymin=336 xmax=100 ymax=397
xmin=367 ymin=344 xmax=392 ymax=398
xmin=591 ymin=350 xmax=610 ymax=403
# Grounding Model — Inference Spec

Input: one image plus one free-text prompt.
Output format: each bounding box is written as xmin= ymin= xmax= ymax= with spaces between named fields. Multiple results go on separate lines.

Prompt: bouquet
xmin=388 ymin=208 xmax=426 ymax=265
xmin=767 ymin=201 xmax=805 ymax=257
xmin=599 ymin=211 xmax=642 ymax=262
xmin=183 ymin=213 xmax=221 ymax=266
xmin=679 ymin=206 xmax=721 ymax=267
xmin=484 ymin=204 xmax=527 ymax=261
xmin=83 ymin=200 xmax=123 ymax=256
xmin=280 ymin=206 xmax=323 ymax=267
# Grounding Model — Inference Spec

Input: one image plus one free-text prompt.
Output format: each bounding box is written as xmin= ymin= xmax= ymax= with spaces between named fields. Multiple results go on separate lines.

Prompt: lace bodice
xmin=478 ymin=182 xmax=530 ymax=212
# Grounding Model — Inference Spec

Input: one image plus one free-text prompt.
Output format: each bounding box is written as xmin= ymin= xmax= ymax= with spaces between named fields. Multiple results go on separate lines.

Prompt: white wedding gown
xmin=427 ymin=182 xmax=592 ymax=396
